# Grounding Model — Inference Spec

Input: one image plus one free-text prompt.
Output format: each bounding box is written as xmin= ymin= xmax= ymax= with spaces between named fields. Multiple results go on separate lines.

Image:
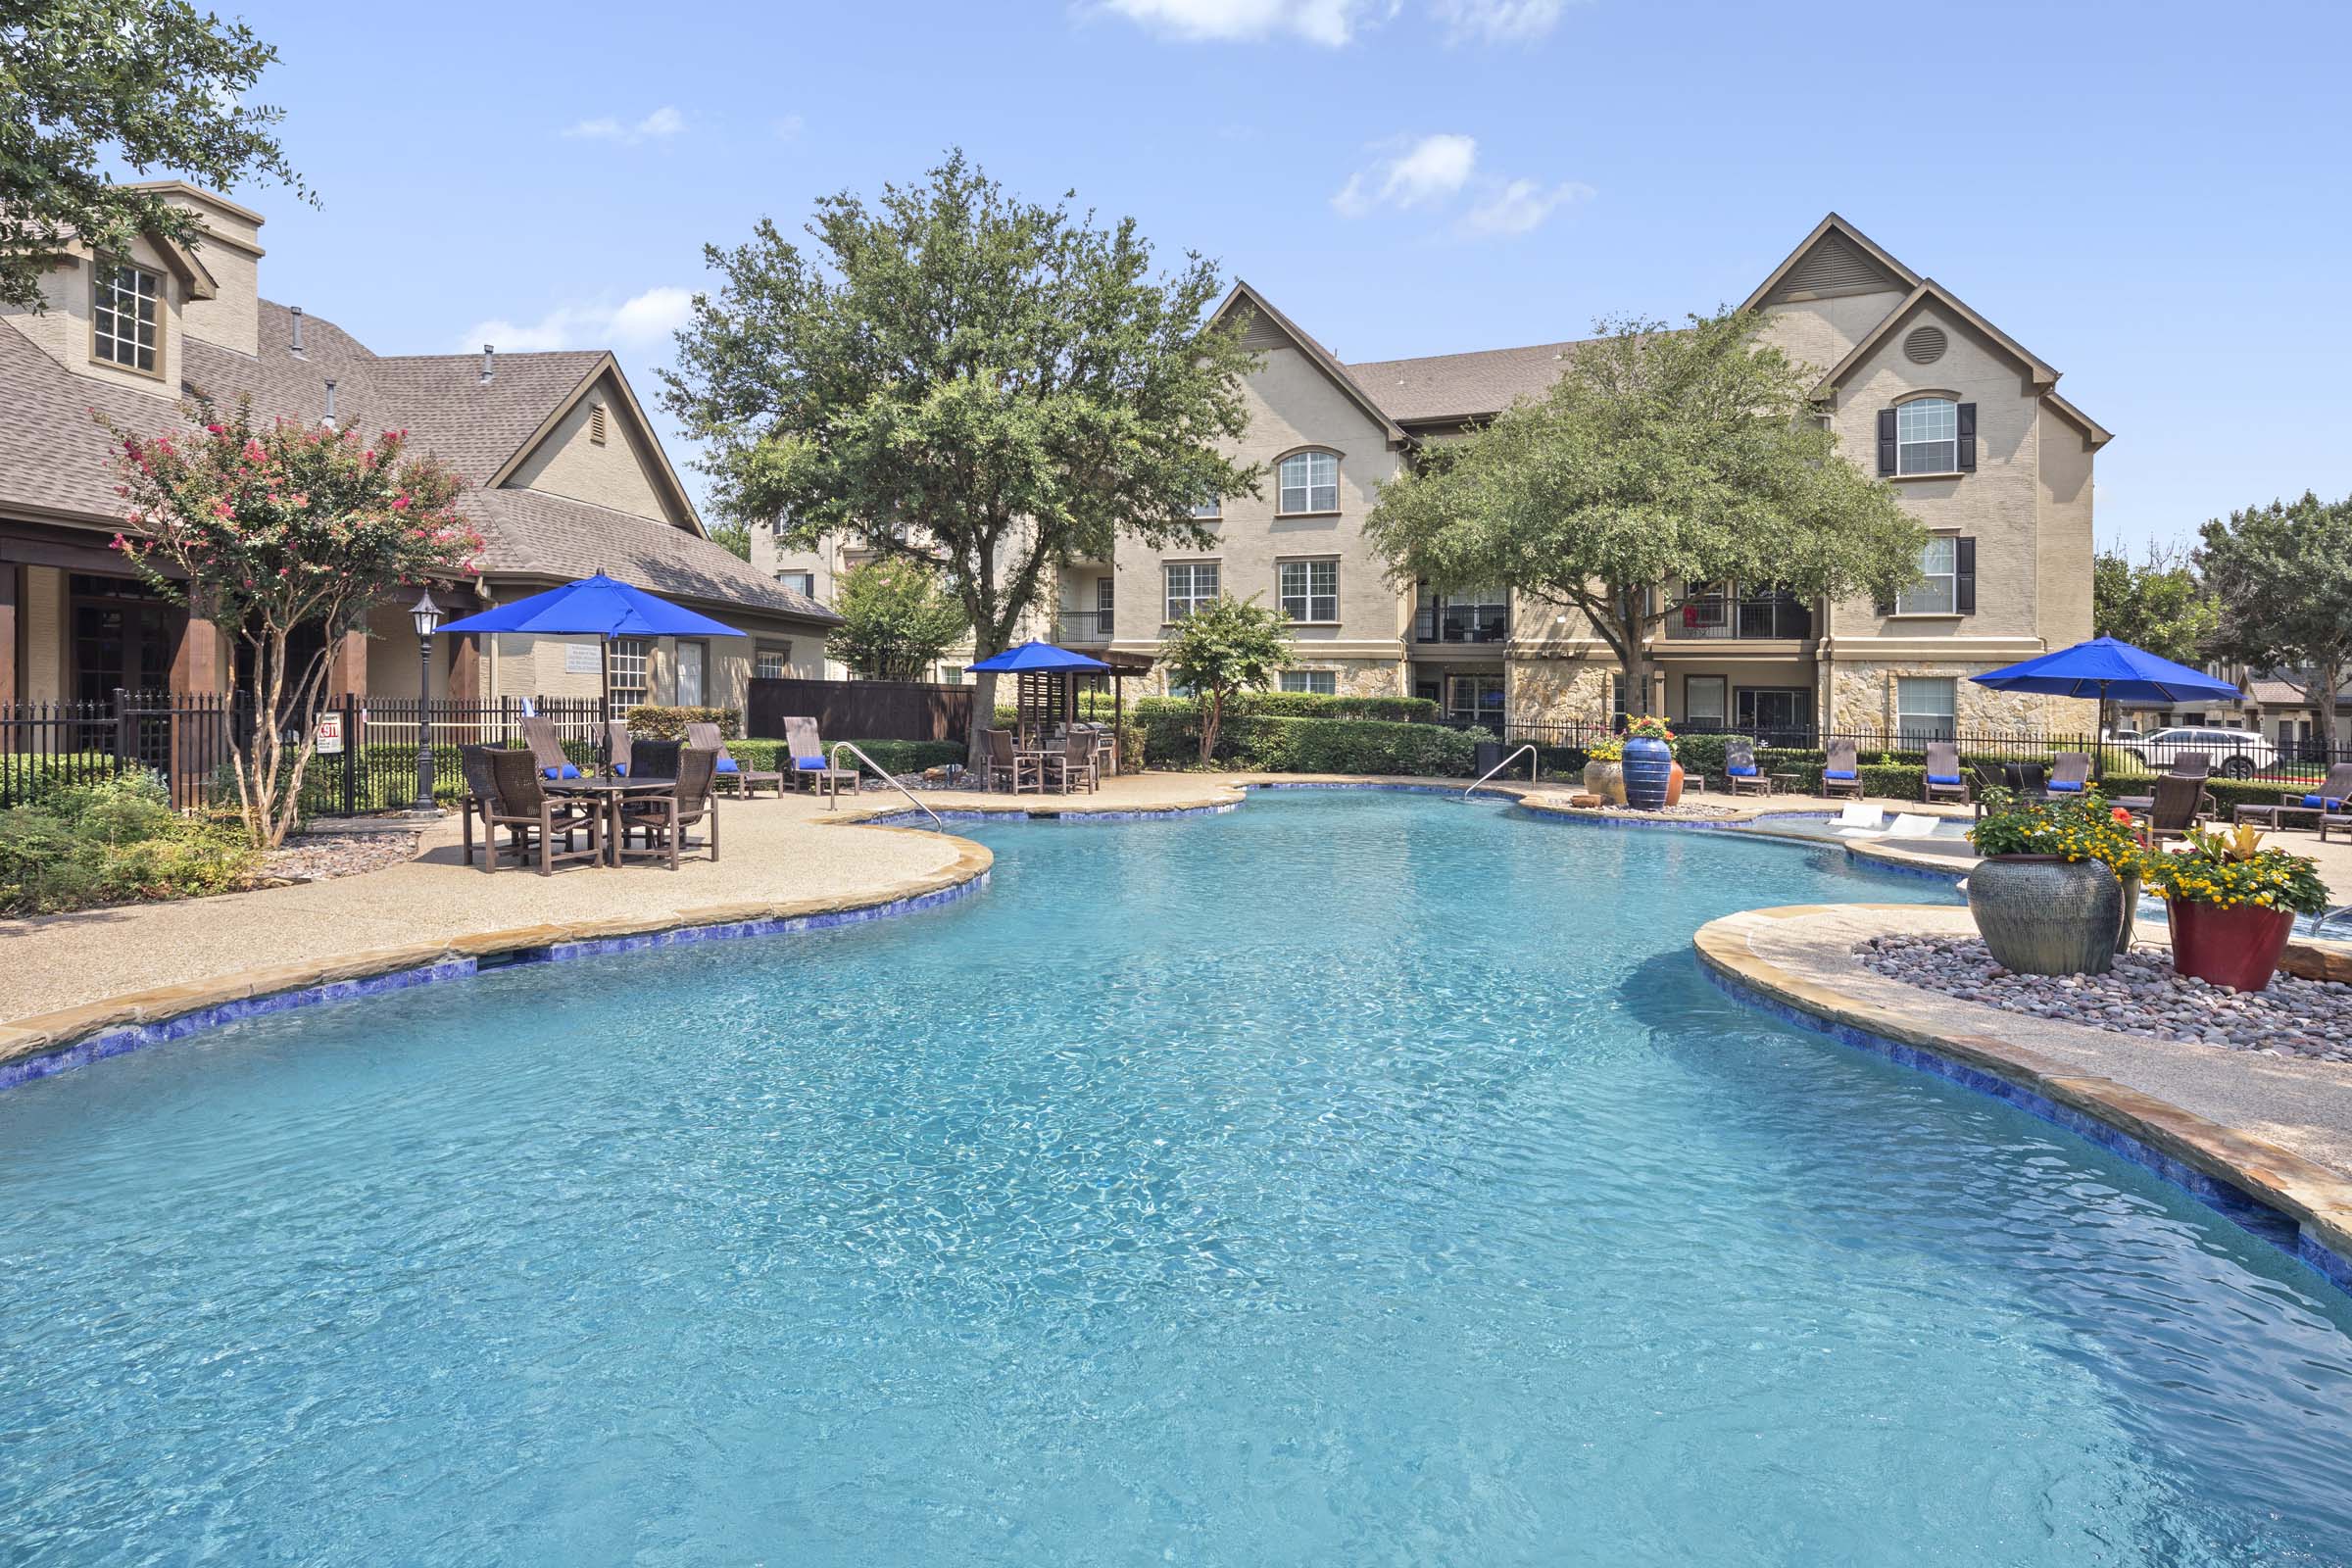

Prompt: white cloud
xmin=1459 ymin=176 xmax=1593 ymax=236
xmin=1332 ymin=132 xmax=1479 ymax=216
xmin=562 ymin=105 xmax=685 ymax=146
xmin=462 ymin=286 xmax=696 ymax=355
xmin=1431 ymin=0 xmax=1567 ymax=41
xmin=1096 ymin=0 xmax=1389 ymax=46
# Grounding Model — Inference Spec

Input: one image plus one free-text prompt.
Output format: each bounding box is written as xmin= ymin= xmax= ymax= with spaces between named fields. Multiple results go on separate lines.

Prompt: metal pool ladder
xmin=829 ymin=741 xmax=946 ymax=830
xmin=1463 ymin=743 xmax=1539 ymax=802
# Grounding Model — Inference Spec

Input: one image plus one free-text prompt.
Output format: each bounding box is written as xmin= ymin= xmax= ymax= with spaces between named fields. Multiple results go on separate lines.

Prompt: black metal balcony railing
xmin=1414 ymin=605 xmax=1508 ymax=644
xmin=1664 ymin=593 xmax=1814 ymax=641
xmin=1055 ymin=610 xmax=1113 ymax=644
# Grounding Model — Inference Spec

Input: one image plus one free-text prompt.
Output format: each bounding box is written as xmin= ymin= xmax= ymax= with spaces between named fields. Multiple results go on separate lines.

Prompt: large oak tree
xmin=1363 ymin=310 xmax=1925 ymax=720
xmin=662 ymin=152 xmax=1261 ymax=757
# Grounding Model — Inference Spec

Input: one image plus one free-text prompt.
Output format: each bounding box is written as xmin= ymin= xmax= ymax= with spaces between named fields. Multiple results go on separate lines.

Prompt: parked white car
xmin=2118 ymin=725 xmax=2278 ymax=778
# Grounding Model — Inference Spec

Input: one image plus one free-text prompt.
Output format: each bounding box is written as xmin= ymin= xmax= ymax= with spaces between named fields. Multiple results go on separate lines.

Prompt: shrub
xmin=626 ymin=706 xmax=741 ymax=741
xmin=0 ymin=753 xmax=125 ymax=811
xmin=735 ymin=736 xmax=965 ymax=774
xmin=0 ymin=773 xmax=258 ymax=915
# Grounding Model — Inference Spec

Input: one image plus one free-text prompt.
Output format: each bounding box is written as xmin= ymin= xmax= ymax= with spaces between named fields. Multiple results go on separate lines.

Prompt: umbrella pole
xmin=601 ymin=637 xmax=613 ymax=771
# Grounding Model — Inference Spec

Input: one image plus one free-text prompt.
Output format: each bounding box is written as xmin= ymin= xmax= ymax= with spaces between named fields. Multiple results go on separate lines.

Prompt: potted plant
xmin=1965 ymin=788 xmax=2143 ymax=975
xmin=2140 ymin=824 xmax=2328 ymax=992
xmin=1622 ymin=715 xmax=1677 ymax=810
xmin=1583 ymin=735 xmax=1626 ymax=806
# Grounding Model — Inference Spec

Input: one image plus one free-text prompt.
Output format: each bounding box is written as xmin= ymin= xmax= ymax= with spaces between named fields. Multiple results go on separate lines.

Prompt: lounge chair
xmin=686 ymin=720 xmax=784 ymax=799
xmin=1886 ymin=812 xmax=1939 ymax=839
xmin=1923 ymin=742 xmax=1971 ymax=806
xmin=1831 ymin=803 xmax=1887 ymax=836
xmin=782 ymin=717 xmax=858 ymax=803
xmin=2166 ymin=750 xmax=2213 ymax=781
xmin=1821 ymin=739 xmax=1862 ymax=800
xmin=2046 ymin=751 xmax=2091 ymax=795
xmin=2143 ymin=772 xmax=2210 ymax=844
xmin=617 ymin=747 xmax=720 ymax=868
xmin=1721 ymin=742 xmax=1770 ymax=796
xmin=518 ymin=714 xmax=582 ymax=780
xmin=466 ymin=746 xmax=602 ymax=874
xmin=2291 ymin=762 xmax=2352 ymax=843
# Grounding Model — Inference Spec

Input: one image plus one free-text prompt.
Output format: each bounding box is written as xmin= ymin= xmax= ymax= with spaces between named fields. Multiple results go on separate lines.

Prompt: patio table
xmin=544 ymin=775 xmax=677 ymax=865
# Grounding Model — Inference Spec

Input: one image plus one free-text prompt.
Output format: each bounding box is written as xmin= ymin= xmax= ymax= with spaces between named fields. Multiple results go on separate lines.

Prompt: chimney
xmin=289 ymin=306 xmax=305 ymax=357
xmin=321 ymin=378 xmax=336 ymax=427
xmin=480 ymin=344 xmax=495 ymax=384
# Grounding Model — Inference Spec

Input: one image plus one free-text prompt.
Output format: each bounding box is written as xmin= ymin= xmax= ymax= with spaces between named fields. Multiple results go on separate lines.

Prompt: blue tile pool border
xmin=0 ymin=871 xmax=989 ymax=1095
xmin=1701 ymin=956 xmax=2352 ymax=1298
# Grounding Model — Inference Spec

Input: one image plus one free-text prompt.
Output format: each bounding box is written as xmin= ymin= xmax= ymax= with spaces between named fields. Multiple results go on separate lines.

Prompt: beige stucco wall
xmin=507 ymin=371 xmax=681 ymax=523
xmin=22 ymin=565 xmax=65 ymax=702
xmin=1112 ymin=342 xmax=1404 ymax=662
xmin=363 ymin=604 xmax=452 ymax=700
xmin=0 ymin=236 xmax=188 ymax=402
xmin=1759 ymin=287 xmax=1909 ymax=381
xmin=2036 ymin=412 xmax=2097 ymax=649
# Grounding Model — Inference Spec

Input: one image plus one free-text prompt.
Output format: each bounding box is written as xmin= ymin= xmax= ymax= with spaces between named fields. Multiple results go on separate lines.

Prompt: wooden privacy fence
xmin=747 ymin=677 xmax=973 ymax=745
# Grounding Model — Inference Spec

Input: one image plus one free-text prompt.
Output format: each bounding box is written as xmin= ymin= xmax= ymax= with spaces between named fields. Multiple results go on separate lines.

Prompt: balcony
xmin=1663 ymin=588 xmax=1813 ymax=642
xmin=1055 ymin=609 xmax=1114 ymax=646
xmin=1414 ymin=601 xmax=1509 ymax=644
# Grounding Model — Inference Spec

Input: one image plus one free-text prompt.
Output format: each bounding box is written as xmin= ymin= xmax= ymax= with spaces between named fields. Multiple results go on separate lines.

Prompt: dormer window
xmin=92 ymin=260 xmax=161 ymax=375
xmin=589 ymin=401 xmax=608 ymax=445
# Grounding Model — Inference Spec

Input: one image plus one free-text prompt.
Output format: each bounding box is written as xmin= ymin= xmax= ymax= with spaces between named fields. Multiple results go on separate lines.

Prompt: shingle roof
xmin=1343 ymin=337 xmax=1594 ymax=424
xmin=0 ymin=299 xmax=833 ymax=623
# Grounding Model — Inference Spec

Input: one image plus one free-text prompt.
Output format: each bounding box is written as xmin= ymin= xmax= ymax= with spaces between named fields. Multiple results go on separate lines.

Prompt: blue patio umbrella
xmin=1969 ymin=636 xmax=2239 ymax=708
xmin=436 ymin=572 xmax=746 ymax=712
xmin=965 ymin=641 xmax=1112 ymax=674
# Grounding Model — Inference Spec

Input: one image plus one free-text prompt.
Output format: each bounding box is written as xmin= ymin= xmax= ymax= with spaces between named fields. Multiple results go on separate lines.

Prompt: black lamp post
xmin=410 ymin=590 xmax=442 ymax=811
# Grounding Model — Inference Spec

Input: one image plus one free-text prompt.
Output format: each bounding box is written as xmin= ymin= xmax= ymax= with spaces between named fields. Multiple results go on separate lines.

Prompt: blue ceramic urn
xmin=1621 ymin=735 xmax=1673 ymax=810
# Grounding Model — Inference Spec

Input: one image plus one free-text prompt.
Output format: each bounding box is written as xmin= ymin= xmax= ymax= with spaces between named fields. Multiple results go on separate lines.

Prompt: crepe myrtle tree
xmin=662 ymin=150 xmax=1263 ymax=760
xmin=2196 ymin=491 xmax=2352 ymax=757
xmin=831 ymin=558 xmax=969 ymax=682
xmin=1364 ymin=309 xmax=1926 ymax=718
xmin=101 ymin=398 xmax=477 ymax=848
xmin=1157 ymin=594 xmax=1294 ymax=763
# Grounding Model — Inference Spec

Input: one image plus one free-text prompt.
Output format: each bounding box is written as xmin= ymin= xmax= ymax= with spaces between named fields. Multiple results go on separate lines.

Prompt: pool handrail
xmin=1463 ymin=743 xmax=1539 ymax=802
xmin=829 ymin=741 xmax=945 ymax=830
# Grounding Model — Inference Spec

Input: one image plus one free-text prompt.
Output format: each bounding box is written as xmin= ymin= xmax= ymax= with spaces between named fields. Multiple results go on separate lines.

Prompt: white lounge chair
xmin=1886 ymin=813 xmax=1939 ymax=839
xmin=1830 ymin=804 xmax=1886 ymax=837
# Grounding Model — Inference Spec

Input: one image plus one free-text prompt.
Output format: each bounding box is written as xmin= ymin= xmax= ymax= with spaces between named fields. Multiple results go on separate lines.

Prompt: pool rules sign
xmin=316 ymin=710 xmax=345 ymax=756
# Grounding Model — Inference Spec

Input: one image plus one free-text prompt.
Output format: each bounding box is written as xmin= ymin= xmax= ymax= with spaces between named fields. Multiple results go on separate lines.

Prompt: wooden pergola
xmin=979 ymin=642 xmax=1153 ymax=776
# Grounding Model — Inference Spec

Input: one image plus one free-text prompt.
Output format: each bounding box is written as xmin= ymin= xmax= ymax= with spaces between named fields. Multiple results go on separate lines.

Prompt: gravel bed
xmin=1586 ymin=802 xmax=1743 ymax=821
xmin=1856 ymin=933 xmax=2352 ymax=1062
xmin=255 ymin=831 xmax=419 ymax=885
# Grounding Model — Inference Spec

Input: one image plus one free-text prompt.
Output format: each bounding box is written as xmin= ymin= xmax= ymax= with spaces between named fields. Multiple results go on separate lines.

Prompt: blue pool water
xmin=4 ymin=792 xmax=2351 ymax=1565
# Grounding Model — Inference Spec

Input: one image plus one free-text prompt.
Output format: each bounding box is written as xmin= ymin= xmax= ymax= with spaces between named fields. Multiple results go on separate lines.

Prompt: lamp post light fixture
xmin=410 ymin=590 xmax=442 ymax=812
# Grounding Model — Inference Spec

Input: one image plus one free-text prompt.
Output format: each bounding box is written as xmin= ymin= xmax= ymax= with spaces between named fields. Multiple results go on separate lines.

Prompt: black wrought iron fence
xmin=0 ymin=690 xmax=234 ymax=811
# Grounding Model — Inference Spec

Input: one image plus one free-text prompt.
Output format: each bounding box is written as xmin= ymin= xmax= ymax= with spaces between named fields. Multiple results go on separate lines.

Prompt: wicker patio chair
xmin=1721 ymin=742 xmax=1770 ymax=796
xmin=2047 ymin=752 xmax=2092 ymax=796
xmin=2166 ymin=750 xmax=2213 ymax=781
xmin=478 ymin=747 xmax=602 ymax=874
xmin=782 ymin=716 xmax=858 ymax=802
xmin=986 ymin=727 xmax=1043 ymax=794
xmin=518 ymin=714 xmax=582 ymax=781
xmin=687 ymin=720 xmax=784 ymax=799
xmin=1060 ymin=728 xmax=1100 ymax=794
xmin=459 ymin=745 xmax=515 ymax=869
xmin=2144 ymin=771 xmax=2210 ymax=844
xmin=607 ymin=720 xmax=634 ymax=776
xmin=1821 ymin=739 xmax=1863 ymax=800
xmin=618 ymin=746 xmax=719 ymax=868
xmin=627 ymin=738 xmax=681 ymax=779
xmin=1923 ymin=741 xmax=1971 ymax=806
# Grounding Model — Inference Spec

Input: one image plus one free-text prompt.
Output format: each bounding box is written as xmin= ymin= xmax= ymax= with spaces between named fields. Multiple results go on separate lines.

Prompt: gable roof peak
xmin=1211 ymin=278 xmax=1406 ymax=446
xmin=1741 ymin=213 xmax=1922 ymax=313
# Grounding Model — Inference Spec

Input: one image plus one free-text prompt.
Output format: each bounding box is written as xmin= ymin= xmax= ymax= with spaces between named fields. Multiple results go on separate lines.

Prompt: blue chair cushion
xmin=2301 ymin=794 xmax=2345 ymax=810
xmin=795 ymin=757 xmax=827 ymax=771
xmin=2048 ymin=779 xmax=2083 ymax=792
xmin=1823 ymin=768 xmax=1857 ymax=781
xmin=612 ymin=762 xmax=627 ymax=776
xmin=542 ymin=762 xmax=581 ymax=780
xmin=1727 ymin=763 xmax=1757 ymax=777
xmin=1928 ymin=773 xmax=1962 ymax=786
xmin=715 ymin=758 xmax=741 ymax=773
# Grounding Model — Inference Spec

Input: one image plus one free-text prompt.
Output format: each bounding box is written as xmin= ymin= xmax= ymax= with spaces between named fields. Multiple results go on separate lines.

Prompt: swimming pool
xmin=4 ymin=792 xmax=2349 ymax=1564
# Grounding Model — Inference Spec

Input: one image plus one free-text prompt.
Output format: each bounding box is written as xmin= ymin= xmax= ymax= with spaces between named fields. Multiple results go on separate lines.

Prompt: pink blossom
xmin=212 ymin=500 xmax=234 ymax=519
xmin=205 ymin=423 xmax=224 ymax=435
xmin=391 ymin=494 xmax=412 ymax=512
xmin=241 ymin=439 xmax=267 ymax=465
xmin=110 ymin=533 xmax=128 ymax=552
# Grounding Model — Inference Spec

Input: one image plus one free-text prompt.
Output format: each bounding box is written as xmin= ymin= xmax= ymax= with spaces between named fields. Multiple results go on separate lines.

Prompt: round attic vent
xmin=1903 ymin=325 xmax=1948 ymax=365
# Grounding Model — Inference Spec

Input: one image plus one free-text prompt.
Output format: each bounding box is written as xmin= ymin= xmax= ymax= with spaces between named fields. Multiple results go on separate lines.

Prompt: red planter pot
xmin=2169 ymin=900 xmax=2296 ymax=992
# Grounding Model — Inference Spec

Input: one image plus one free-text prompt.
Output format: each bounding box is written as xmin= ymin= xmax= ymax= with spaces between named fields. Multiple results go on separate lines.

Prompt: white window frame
xmin=1895 ymin=398 xmax=1958 ymax=475
xmin=1189 ymin=497 xmax=1221 ymax=520
xmin=1280 ymin=669 xmax=1337 ymax=696
xmin=1895 ymin=536 xmax=1958 ymax=615
xmin=1164 ymin=562 xmax=1219 ymax=621
xmin=754 ymin=643 xmax=793 ymax=680
xmin=1276 ymin=450 xmax=1340 ymax=515
xmin=92 ymin=259 xmax=161 ymax=375
xmin=1896 ymin=676 xmax=1957 ymax=743
xmin=776 ymin=571 xmax=816 ymax=598
xmin=609 ymin=637 xmax=651 ymax=710
xmin=1683 ymin=674 xmax=1728 ymax=727
xmin=1277 ymin=558 xmax=1338 ymax=622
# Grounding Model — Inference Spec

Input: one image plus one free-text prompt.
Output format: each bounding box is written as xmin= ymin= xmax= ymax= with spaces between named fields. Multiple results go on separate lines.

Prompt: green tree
xmin=706 ymin=520 xmax=753 ymax=562
xmin=1363 ymin=310 xmax=1925 ymax=718
xmin=1156 ymin=594 xmax=1293 ymax=763
xmin=830 ymin=559 xmax=969 ymax=682
xmin=2196 ymin=492 xmax=2352 ymax=755
xmin=2092 ymin=543 xmax=2217 ymax=666
xmin=102 ymin=401 xmax=476 ymax=848
xmin=2 ymin=0 xmax=309 ymax=312
xmin=662 ymin=151 xmax=1262 ymax=759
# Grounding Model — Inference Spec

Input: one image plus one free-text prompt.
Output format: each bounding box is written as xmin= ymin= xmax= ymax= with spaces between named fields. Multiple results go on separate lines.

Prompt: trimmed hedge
xmin=1138 ymin=706 xmax=1481 ymax=776
xmin=625 ymin=706 xmax=741 ymax=740
xmin=732 ymin=737 xmax=965 ymax=775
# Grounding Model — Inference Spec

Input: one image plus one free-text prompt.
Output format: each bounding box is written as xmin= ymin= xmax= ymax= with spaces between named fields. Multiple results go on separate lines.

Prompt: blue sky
xmin=225 ymin=0 xmax=2348 ymax=554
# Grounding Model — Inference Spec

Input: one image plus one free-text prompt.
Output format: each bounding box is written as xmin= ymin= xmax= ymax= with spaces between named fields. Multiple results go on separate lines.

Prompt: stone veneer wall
xmin=1508 ymin=658 xmax=1615 ymax=724
xmin=1142 ymin=658 xmax=1399 ymax=699
xmin=1830 ymin=662 xmax=2097 ymax=733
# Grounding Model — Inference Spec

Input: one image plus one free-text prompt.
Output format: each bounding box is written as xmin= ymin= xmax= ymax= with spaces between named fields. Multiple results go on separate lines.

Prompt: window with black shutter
xmin=1955 ymin=536 xmax=1977 ymax=613
xmin=1877 ymin=408 xmax=1897 ymax=474
xmin=1956 ymin=403 xmax=1977 ymax=470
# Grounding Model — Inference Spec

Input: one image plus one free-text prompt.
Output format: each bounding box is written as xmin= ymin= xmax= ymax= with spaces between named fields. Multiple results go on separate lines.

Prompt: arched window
xmin=1894 ymin=397 xmax=1958 ymax=474
xmin=1276 ymin=450 xmax=1339 ymax=514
